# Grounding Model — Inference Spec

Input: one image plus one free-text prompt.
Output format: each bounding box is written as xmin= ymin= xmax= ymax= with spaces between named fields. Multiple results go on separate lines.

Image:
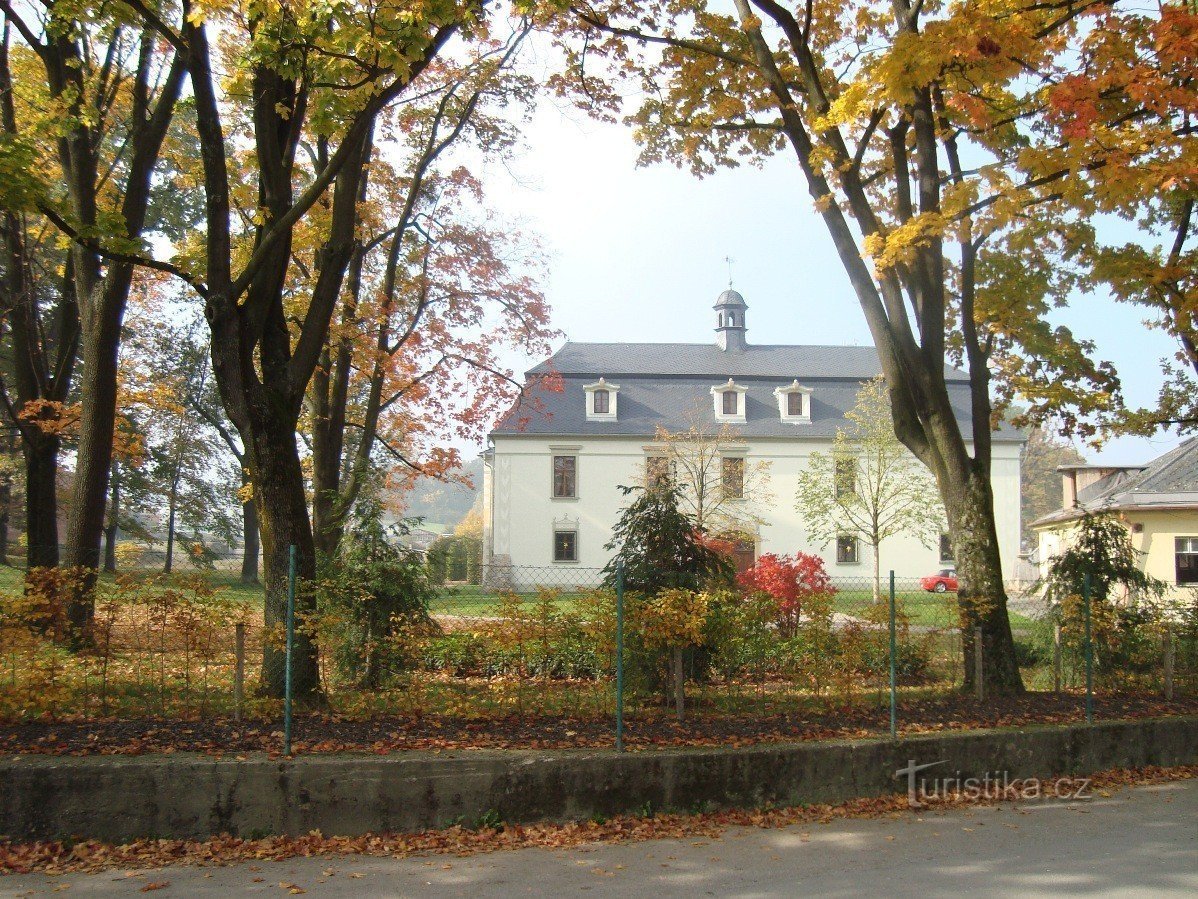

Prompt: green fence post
xmin=285 ymin=544 xmax=297 ymax=756
xmin=615 ymin=560 xmax=625 ymax=753
xmin=1083 ymin=570 xmax=1093 ymax=726
xmin=889 ymin=570 xmax=897 ymax=740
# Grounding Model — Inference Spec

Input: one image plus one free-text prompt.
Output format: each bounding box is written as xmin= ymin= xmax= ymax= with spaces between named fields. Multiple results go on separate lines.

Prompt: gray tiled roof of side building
xmin=526 ymin=342 xmax=971 ymax=382
xmin=1076 ymin=436 xmax=1198 ymax=506
xmin=491 ymin=374 xmax=1024 ymax=440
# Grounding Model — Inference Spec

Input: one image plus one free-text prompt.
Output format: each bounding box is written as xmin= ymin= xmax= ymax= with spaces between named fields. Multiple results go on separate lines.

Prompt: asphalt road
xmin=3 ymin=778 xmax=1195 ymax=897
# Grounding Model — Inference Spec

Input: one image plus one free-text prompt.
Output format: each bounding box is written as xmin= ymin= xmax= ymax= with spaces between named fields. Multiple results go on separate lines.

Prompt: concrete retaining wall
xmin=2 ymin=715 xmax=1196 ymax=843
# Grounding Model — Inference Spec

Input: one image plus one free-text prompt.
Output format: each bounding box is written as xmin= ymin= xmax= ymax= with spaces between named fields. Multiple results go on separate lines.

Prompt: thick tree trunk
xmin=240 ymin=495 xmax=260 ymax=584
xmin=249 ymin=418 xmax=321 ymax=700
xmin=62 ymin=287 xmax=126 ymax=636
xmin=23 ymin=437 xmax=61 ymax=569
xmin=942 ymin=466 xmax=1023 ymax=696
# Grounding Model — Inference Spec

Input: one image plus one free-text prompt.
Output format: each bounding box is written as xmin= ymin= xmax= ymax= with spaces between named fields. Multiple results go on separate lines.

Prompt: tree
xmin=1020 ymin=8 xmax=1198 ymax=435
xmin=643 ymin=408 xmax=771 ymax=541
xmin=0 ymin=4 xmax=189 ymax=638
xmin=1020 ymin=426 xmax=1085 ymax=550
xmin=118 ymin=309 xmax=241 ymax=572
xmin=305 ymin=47 xmax=554 ymax=562
xmin=95 ymin=0 xmax=509 ymax=698
xmin=601 ymin=483 xmax=733 ymax=595
xmin=796 ymin=377 xmax=944 ymax=601
xmin=1039 ymin=512 xmax=1168 ymax=674
xmin=0 ymin=33 xmax=79 ymax=570
xmin=548 ymin=0 xmax=1150 ymax=693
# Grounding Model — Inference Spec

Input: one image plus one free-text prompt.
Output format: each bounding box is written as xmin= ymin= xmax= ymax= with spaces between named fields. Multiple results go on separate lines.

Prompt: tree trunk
xmin=673 ymin=646 xmax=685 ymax=723
xmin=163 ymin=473 xmax=179 ymax=574
xmin=249 ymin=418 xmax=321 ymax=700
xmin=240 ymin=494 xmax=260 ymax=584
xmin=23 ymin=437 xmax=61 ymax=569
xmin=62 ymin=286 xmax=127 ymax=637
xmin=943 ymin=467 xmax=1023 ymax=696
xmin=872 ymin=534 xmax=881 ymax=605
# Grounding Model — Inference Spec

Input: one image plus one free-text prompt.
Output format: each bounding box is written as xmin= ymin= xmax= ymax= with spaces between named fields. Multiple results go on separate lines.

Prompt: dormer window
xmin=775 ymin=380 xmax=813 ymax=423
xmin=584 ymin=378 xmax=620 ymax=421
xmin=711 ymin=378 xmax=747 ymax=422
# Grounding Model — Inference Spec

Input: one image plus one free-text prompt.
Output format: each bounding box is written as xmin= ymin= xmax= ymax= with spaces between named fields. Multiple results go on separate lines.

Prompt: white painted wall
xmin=485 ymin=435 xmax=1023 ymax=583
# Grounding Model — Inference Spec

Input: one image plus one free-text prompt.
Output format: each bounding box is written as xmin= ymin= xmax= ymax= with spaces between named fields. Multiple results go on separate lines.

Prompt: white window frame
xmin=550 ymin=448 xmax=581 ymax=500
xmin=836 ymin=534 xmax=860 ymax=565
xmin=711 ymin=378 xmax=747 ymax=422
xmin=774 ymin=380 xmax=813 ymax=424
xmin=584 ymin=378 xmax=620 ymax=421
xmin=553 ymin=516 xmax=580 ymax=564
xmin=1177 ymin=536 xmax=1198 ymax=585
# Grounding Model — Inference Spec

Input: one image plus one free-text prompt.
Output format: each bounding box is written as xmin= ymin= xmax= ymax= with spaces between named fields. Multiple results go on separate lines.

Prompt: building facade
xmin=484 ymin=291 xmax=1024 ymax=585
xmin=1032 ymin=438 xmax=1198 ymax=602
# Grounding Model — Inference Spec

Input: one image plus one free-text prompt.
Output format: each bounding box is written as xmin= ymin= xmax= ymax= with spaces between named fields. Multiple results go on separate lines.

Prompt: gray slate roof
xmin=495 ymin=342 xmax=1019 ymax=441
xmin=527 ymin=342 xmax=970 ymax=382
xmin=1033 ymin=437 xmax=1198 ymax=527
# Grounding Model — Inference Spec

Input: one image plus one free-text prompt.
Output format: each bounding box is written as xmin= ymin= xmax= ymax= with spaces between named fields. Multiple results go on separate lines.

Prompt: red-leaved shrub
xmin=737 ymin=552 xmax=837 ymax=634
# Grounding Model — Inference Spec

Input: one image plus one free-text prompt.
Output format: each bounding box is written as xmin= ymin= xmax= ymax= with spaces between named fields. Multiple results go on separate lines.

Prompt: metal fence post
xmin=285 ymin=544 xmax=297 ymax=756
xmin=974 ymin=627 xmax=984 ymax=702
xmin=615 ymin=560 xmax=625 ymax=753
xmin=888 ymin=570 xmax=897 ymax=740
xmin=1083 ymin=570 xmax=1093 ymax=725
xmin=234 ymin=622 xmax=245 ymax=722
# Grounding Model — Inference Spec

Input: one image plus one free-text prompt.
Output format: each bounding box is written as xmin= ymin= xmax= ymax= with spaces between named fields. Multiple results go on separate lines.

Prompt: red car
xmin=920 ymin=569 xmax=959 ymax=593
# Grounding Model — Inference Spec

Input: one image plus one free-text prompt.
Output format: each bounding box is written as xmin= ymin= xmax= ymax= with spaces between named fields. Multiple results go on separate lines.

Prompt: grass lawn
xmin=429 ymin=585 xmax=591 ymax=616
xmin=0 ymin=563 xmax=266 ymax=606
xmin=831 ymin=587 xmax=1039 ymax=631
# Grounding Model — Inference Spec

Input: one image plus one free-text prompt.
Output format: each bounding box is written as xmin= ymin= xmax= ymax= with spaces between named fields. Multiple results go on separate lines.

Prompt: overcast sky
xmin=466 ymin=97 xmax=1188 ymax=467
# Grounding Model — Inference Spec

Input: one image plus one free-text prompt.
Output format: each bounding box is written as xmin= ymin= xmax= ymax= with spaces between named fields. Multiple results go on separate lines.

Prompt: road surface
xmin=3 ymin=778 xmax=1195 ymax=896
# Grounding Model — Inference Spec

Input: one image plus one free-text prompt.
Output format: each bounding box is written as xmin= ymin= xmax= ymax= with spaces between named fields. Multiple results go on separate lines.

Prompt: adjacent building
xmin=483 ymin=290 xmax=1025 ymax=585
xmin=1032 ymin=437 xmax=1198 ymax=600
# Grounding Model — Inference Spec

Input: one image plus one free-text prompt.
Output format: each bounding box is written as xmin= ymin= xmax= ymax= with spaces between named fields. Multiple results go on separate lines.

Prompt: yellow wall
xmin=1036 ymin=510 xmax=1198 ymax=602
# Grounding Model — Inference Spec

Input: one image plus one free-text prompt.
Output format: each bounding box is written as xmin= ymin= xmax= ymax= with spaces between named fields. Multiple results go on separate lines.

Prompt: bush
xmin=316 ymin=509 xmax=439 ymax=689
xmin=737 ymin=552 xmax=836 ymax=636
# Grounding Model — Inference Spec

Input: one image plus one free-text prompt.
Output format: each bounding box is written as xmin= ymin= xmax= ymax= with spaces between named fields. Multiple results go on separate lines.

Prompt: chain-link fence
xmin=0 ymin=554 xmax=1195 ymax=753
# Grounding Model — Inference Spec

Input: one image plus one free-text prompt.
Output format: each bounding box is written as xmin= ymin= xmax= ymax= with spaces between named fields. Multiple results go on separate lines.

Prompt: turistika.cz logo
xmin=894 ymin=759 xmax=1092 ymax=807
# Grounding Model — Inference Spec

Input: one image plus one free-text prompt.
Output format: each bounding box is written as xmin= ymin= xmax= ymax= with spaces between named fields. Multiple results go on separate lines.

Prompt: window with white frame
xmin=583 ymin=378 xmax=619 ymax=420
xmin=553 ymin=528 xmax=578 ymax=562
xmin=834 ymin=457 xmax=856 ymax=499
xmin=1177 ymin=537 xmax=1198 ymax=584
xmin=646 ymin=455 xmax=672 ymax=487
xmin=774 ymin=380 xmax=813 ymax=423
xmin=711 ymin=379 xmax=747 ymax=422
xmin=836 ymin=535 xmax=859 ymax=564
xmin=552 ymin=454 xmax=577 ymax=498
xmin=722 ymin=456 xmax=745 ymax=499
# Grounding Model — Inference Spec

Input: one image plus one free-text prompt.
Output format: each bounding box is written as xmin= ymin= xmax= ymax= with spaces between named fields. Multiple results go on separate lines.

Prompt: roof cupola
xmin=714 ymin=289 xmax=747 ymax=353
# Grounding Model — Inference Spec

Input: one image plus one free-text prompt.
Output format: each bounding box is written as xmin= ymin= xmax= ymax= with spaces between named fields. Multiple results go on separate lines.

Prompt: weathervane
xmin=724 ymin=255 xmax=735 ymax=288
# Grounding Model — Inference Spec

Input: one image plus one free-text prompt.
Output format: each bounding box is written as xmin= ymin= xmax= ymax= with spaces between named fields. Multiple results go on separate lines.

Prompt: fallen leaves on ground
xmin=0 ymin=764 xmax=1193 ymax=877
xmin=1 ymin=692 xmax=1195 ymax=757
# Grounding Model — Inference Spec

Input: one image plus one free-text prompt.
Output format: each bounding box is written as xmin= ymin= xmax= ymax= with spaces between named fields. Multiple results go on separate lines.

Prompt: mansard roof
xmin=494 ymin=342 xmax=1021 ymax=441
xmin=526 ymin=341 xmax=970 ymax=382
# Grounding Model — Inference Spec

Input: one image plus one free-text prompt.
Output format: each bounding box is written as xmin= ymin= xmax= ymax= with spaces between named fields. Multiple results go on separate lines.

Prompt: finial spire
xmin=724 ymin=255 xmax=735 ymax=288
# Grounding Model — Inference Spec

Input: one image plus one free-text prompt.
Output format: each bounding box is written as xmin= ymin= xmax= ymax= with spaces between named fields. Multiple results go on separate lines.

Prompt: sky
xmin=462 ymin=96 xmax=1189 ymax=468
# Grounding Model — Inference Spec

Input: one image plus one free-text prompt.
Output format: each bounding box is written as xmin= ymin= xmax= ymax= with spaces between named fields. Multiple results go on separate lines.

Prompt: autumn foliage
xmin=737 ymin=552 xmax=837 ymax=634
